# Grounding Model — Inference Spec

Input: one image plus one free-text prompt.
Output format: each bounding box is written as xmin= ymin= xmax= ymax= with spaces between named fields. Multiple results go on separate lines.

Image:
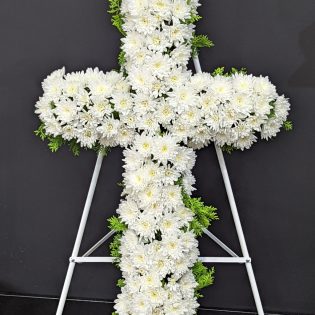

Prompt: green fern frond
xmin=191 ymin=34 xmax=214 ymax=57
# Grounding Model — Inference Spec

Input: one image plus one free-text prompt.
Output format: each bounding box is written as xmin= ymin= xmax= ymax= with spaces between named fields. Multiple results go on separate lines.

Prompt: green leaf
xmin=118 ymin=50 xmax=126 ymax=67
xmin=109 ymin=233 xmax=122 ymax=264
xmin=222 ymin=144 xmax=235 ymax=154
xmin=34 ymin=123 xmax=47 ymax=141
xmin=182 ymin=192 xmax=219 ymax=236
xmin=212 ymin=67 xmax=225 ymax=77
xmin=185 ymin=13 xmax=202 ymax=24
xmin=283 ymin=120 xmax=293 ymax=131
xmin=69 ymin=139 xmax=80 ymax=156
xmin=117 ymin=278 xmax=125 ymax=288
xmin=191 ymin=34 xmax=214 ymax=57
xmin=192 ymin=261 xmax=215 ymax=291
xmin=268 ymin=100 xmax=276 ymax=119
xmin=107 ymin=0 xmax=126 ymax=35
xmin=108 ymin=216 xmax=127 ymax=232
xmin=48 ymin=136 xmax=64 ymax=153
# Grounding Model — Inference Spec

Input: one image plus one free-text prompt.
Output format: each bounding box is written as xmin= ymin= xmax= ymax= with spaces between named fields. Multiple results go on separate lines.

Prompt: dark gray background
xmin=0 ymin=0 xmax=314 ymax=314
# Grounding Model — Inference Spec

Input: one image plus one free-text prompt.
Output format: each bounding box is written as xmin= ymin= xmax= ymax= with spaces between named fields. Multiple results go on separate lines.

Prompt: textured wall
xmin=0 ymin=0 xmax=314 ymax=313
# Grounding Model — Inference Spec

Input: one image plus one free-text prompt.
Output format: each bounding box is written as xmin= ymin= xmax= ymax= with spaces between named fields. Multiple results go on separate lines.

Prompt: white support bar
xmin=56 ymin=153 xmax=104 ymax=315
xmin=202 ymin=228 xmax=238 ymax=257
xmin=83 ymin=230 xmax=116 ymax=257
xmin=193 ymin=55 xmax=265 ymax=315
xmin=71 ymin=256 xmax=250 ymax=264
xmin=72 ymin=257 xmax=114 ymax=263
xmin=200 ymin=257 xmax=250 ymax=264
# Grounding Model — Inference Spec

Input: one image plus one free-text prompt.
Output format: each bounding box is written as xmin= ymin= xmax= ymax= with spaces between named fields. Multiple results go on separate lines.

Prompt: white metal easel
xmin=55 ymin=55 xmax=265 ymax=315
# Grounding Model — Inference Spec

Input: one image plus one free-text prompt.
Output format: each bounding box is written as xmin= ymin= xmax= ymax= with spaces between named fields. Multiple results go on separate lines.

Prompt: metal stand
xmin=55 ymin=56 xmax=265 ymax=315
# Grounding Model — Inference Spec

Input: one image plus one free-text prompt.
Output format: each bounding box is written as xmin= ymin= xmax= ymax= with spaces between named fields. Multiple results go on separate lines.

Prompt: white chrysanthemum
xmin=122 ymin=31 xmax=146 ymax=57
xmin=125 ymin=167 xmax=149 ymax=192
xmin=231 ymin=93 xmax=253 ymax=116
xmin=112 ymin=93 xmax=133 ymax=115
xmin=77 ymin=128 xmax=98 ymax=148
xmin=97 ymin=117 xmax=120 ymax=138
xmin=133 ymin=213 xmax=157 ymax=239
xmin=147 ymin=287 xmax=167 ymax=306
xmin=261 ymin=118 xmax=283 ymax=140
xmin=134 ymin=13 xmax=160 ymax=35
xmin=155 ymin=100 xmax=175 ymax=125
xmin=35 ymin=97 xmax=54 ymax=120
xmin=44 ymin=118 xmax=62 ymax=136
xmin=210 ymin=76 xmax=233 ymax=101
xmin=89 ymin=79 xmax=113 ymax=98
xmin=162 ymin=234 xmax=183 ymax=259
xmin=232 ymin=73 xmax=254 ymax=94
xmin=54 ymin=100 xmax=77 ymax=124
xmin=169 ymin=84 xmax=197 ymax=113
xmin=147 ymin=53 xmax=172 ymax=78
xmin=128 ymin=66 xmax=154 ymax=93
xmin=159 ymin=213 xmax=180 ymax=235
xmin=253 ymin=76 xmax=277 ymax=99
xmin=117 ymin=199 xmax=140 ymax=225
xmin=190 ymin=72 xmax=211 ymax=92
xmin=165 ymin=21 xmax=194 ymax=46
xmin=152 ymin=135 xmax=178 ymax=164
xmin=235 ymin=133 xmax=257 ymax=150
xmin=131 ymin=293 xmax=152 ymax=315
xmin=147 ymin=30 xmax=170 ymax=52
xmin=171 ymin=44 xmax=191 ymax=66
xmin=172 ymin=0 xmax=191 ymax=20
xmin=42 ymin=68 xmax=64 ymax=99
xmin=140 ymin=272 xmax=161 ymax=289
xmin=138 ymin=185 xmax=160 ymax=208
xmin=151 ymin=0 xmax=172 ymax=18
xmin=274 ymin=95 xmax=290 ymax=120
xmin=90 ymin=99 xmax=113 ymax=119
xmin=114 ymin=293 xmax=131 ymax=315
xmin=162 ymin=185 xmax=182 ymax=209
xmin=160 ymin=165 xmax=180 ymax=185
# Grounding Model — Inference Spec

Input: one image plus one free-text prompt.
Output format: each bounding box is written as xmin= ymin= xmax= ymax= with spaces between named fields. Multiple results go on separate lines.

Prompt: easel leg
xmin=214 ymin=146 xmax=264 ymax=315
xmin=56 ymin=152 xmax=104 ymax=315
xmin=192 ymin=55 xmax=264 ymax=315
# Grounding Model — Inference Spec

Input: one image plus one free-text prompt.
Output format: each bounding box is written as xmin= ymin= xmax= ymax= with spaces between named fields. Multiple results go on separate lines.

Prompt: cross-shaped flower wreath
xmin=34 ymin=0 xmax=292 ymax=314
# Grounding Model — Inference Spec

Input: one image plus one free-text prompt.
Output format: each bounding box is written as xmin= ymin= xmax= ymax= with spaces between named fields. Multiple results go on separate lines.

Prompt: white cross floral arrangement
xmin=34 ymin=0 xmax=292 ymax=314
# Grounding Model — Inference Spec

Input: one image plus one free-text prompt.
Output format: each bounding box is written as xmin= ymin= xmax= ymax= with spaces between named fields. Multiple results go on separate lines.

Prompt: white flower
xmin=162 ymin=234 xmax=183 ymax=259
xmin=77 ymin=128 xmax=98 ymax=148
xmin=117 ymin=199 xmax=140 ymax=225
xmin=232 ymin=73 xmax=254 ymax=94
xmin=134 ymin=134 xmax=154 ymax=157
xmin=133 ymin=212 xmax=157 ymax=239
xmin=97 ymin=117 xmax=120 ymax=138
xmin=169 ymin=84 xmax=197 ymax=113
xmin=128 ymin=66 xmax=154 ymax=93
xmin=147 ymin=53 xmax=173 ymax=78
xmin=210 ymin=76 xmax=233 ymax=101
xmin=172 ymin=0 xmax=191 ymax=20
xmin=151 ymin=135 xmax=178 ymax=164
xmin=112 ymin=93 xmax=133 ymax=115
xmin=253 ymin=76 xmax=277 ymax=99
xmin=54 ymin=100 xmax=77 ymax=124
xmin=89 ymin=79 xmax=113 ymax=98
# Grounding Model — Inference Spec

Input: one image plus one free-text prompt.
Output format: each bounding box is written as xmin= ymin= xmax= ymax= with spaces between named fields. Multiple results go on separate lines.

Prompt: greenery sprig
xmin=192 ymin=261 xmax=215 ymax=298
xmin=191 ymin=34 xmax=214 ymax=57
xmin=107 ymin=0 xmax=125 ymax=35
xmin=182 ymin=192 xmax=219 ymax=236
xmin=34 ymin=123 xmax=110 ymax=156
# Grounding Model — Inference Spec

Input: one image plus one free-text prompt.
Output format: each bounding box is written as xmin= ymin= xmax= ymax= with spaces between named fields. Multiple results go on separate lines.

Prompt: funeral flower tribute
xmin=34 ymin=0 xmax=292 ymax=314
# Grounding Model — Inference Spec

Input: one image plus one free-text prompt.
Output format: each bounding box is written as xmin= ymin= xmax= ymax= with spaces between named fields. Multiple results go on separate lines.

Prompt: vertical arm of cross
xmin=193 ymin=56 xmax=265 ymax=315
